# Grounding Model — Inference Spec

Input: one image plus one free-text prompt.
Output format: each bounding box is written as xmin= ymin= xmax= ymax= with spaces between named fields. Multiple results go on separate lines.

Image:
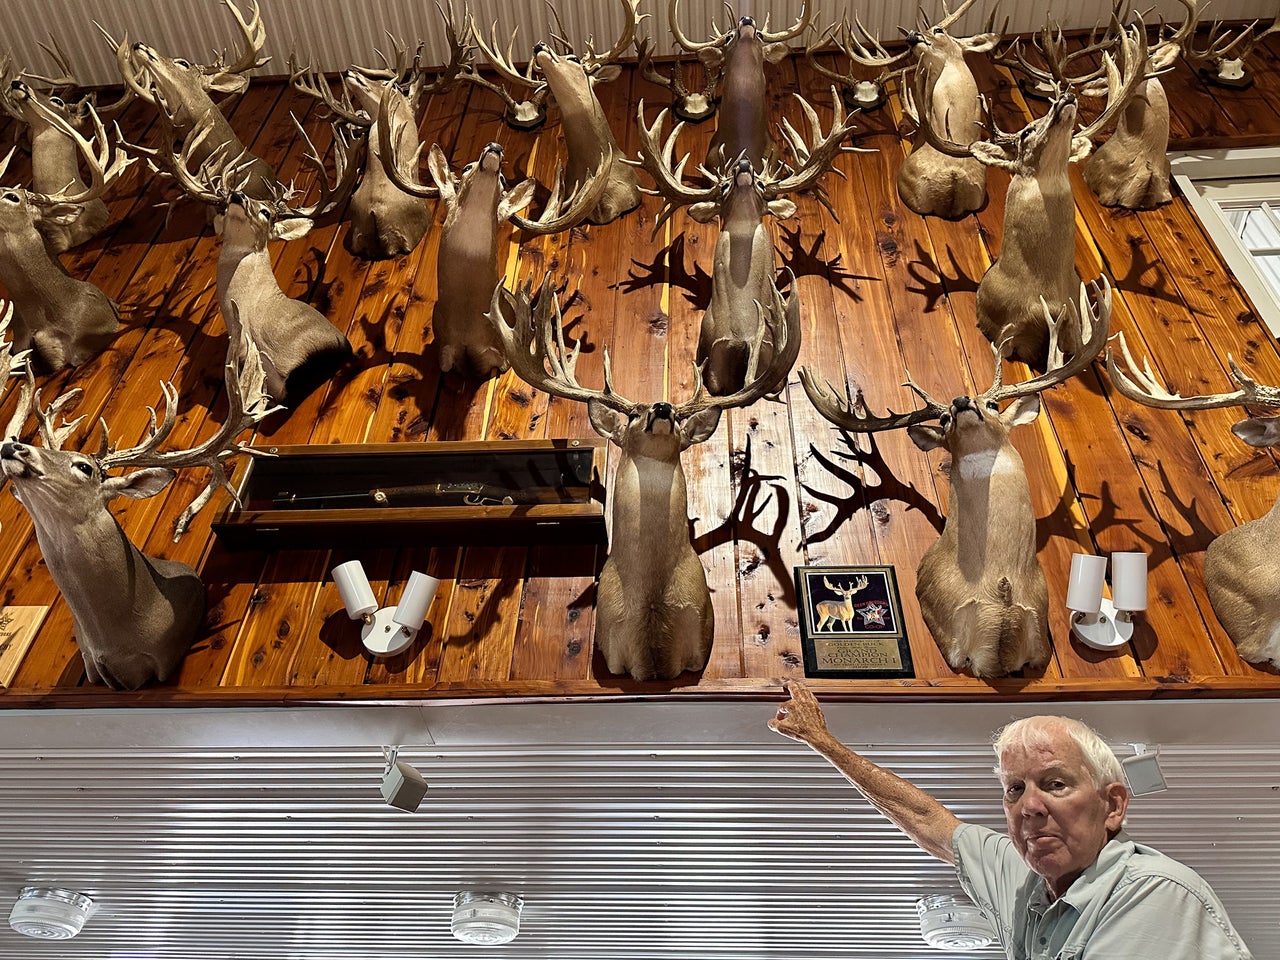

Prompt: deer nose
xmin=952 ymin=396 xmax=974 ymax=411
xmin=740 ymin=16 xmax=755 ymax=26
xmin=533 ymin=41 xmax=549 ymax=54
xmin=1 ymin=441 xmax=24 ymax=459
xmin=649 ymin=402 xmax=675 ymax=423
xmin=484 ymin=142 xmax=504 ymax=156
xmin=229 ymin=191 xmax=245 ymax=205
xmin=906 ymin=31 xmax=925 ymax=46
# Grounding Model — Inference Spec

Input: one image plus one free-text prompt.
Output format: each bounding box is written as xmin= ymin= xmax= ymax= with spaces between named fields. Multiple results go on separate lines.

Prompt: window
xmin=1170 ymin=147 xmax=1280 ymax=337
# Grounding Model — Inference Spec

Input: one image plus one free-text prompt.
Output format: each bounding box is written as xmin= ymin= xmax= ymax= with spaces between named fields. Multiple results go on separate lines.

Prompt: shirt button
xmin=1039 ymin=937 xmax=1047 ymax=945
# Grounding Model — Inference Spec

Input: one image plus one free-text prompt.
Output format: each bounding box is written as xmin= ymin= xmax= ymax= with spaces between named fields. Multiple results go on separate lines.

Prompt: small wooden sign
xmin=0 ymin=606 xmax=49 ymax=687
xmin=794 ymin=566 xmax=913 ymax=678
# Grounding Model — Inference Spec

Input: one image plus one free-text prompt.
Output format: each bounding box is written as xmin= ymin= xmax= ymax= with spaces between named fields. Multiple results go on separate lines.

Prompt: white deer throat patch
xmin=956 ymin=449 xmax=1018 ymax=482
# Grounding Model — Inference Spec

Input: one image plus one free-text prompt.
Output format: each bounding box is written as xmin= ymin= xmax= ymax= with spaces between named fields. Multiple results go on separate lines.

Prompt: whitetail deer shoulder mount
xmin=289 ymin=1 xmax=471 ymax=260
xmin=0 ymin=324 xmax=277 ymax=690
xmin=0 ymin=100 xmax=132 ymax=371
xmin=802 ymin=278 xmax=1112 ymax=677
xmin=488 ymin=273 xmax=800 ymax=681
xmin=98 ymin=0 xmax=278 ymax=203
xmin=1 ymin=40 xmax=132 ymax=252
xmin=663 ymin=0 xmax=811 ymax=170
xmin=810 ymin=0 xmax=1001 ymax=219
xmin=633 ymin=90 xmax=859 ymax=394
xmin=150 ymin=117 xmax=355 ymax=404
xmin=1107 ymin=335 xmax=1280 ymax=666
xmin=815 ymin=575 xmax=870 ymax=631
xmin=380 ymin=133 xmax=612 ymax=378
xmin=468 ymin=0 xmax=641 ymax=225
xmin=918 ymin=23 xmax=1141 ymax=367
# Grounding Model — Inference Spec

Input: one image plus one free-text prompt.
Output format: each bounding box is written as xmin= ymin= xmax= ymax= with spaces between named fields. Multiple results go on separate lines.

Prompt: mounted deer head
xmin=488 ymin=272 xmax=800 ymax=680
xmin=811 ymin=0 xmax=1003 ymax=218
xmin=142 ymin=115 xmax=355 ymax=403
xmin=288 ymin=0 xmax=472 ymax=260
xmin=1107 ymin=335 xmax=1280 ymax=665
xmin=633 ymin=88 xmax=859 ymax=394
xmin=665 ymin=0 xmax=812 ymax=169
xmin=1181 ymin=0 xmax=1280 ymax=88
xmin=917 ymin=22 xmax=1141 ymax=366
xmin=802 ymin=278 xmax=1112 ymax=676
xmin=98 ymin=0 xmax=278 ymax=203
xmin=0 ymin=100 xmax=132 ymax=371
xmin=0 ymin=324 xmax=277 ymax=689
xmin=0 ymin=39 xmax=132 ymax=252
xmin=468 ymin=0 xmax=642 ymax=225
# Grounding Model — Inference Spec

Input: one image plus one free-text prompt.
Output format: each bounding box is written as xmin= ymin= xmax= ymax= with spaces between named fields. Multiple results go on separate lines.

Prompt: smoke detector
xmin=916 ymin=894 xmax=997 ymax=951
xmin=451 ymin=891 xmax=523 ymax=945
xmin=9 ymin=888 xmax=95 ymax=940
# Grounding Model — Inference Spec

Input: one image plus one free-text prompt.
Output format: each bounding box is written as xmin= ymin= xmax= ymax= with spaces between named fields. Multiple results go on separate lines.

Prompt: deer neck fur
xmin=709 ymin=31 xmax=770 ymax=167
xmin=940 ymin=437 xmax=1038 ymax=573
xmin=605 ymin=444 xmax=697 ymax=593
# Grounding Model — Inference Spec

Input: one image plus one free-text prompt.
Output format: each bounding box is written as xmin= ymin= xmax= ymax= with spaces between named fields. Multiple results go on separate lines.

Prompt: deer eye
xmin=73 ymin=461 xmax=95 ymax=477
xmin=174 ymin=58 xmax=192 ymax=69
xmin=50 ymin=96 xmax=65 ymax=107
xmin=933 ymin=27 xmax=944 ymax=34
xmin=2 ymin=192 xmax=20 ymax=203
xmin=986 ymin=400 xmax=1000 ymax=411
xmin=939 ymin=413 xmax=951 ymax=426
xmin=462 ymin=162 xmax=476 ymax=175
xmin=258 ymin=208 xmax=271 ymax=220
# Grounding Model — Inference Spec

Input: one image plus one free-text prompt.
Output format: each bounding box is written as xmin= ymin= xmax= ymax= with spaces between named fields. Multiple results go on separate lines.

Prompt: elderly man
xmin=769 ymin=681 xmax=1252 ymax=959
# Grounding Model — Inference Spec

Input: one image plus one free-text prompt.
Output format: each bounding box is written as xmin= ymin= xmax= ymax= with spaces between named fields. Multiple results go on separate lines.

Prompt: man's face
xmin=999 ymin=729 xmax=1128 ymax=898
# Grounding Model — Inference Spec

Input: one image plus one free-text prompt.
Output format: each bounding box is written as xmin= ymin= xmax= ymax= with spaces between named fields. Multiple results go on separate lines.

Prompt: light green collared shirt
xmin=952 ymin=823 xmax=1253 ymax=960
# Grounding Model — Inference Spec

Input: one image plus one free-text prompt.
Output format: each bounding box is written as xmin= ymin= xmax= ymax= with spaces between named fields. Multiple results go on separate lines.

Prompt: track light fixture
xmin=332 ymin=560 xmax=440 ymax=656
xmin=1122 ymin=743 xmax=1169 ymax=796
xmin=380 ymin=746 xmax=428 ymax=812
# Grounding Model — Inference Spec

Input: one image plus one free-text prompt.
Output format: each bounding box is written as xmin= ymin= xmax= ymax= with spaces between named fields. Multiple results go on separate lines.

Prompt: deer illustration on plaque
xmin=802 ymin=279 xmax=1112 ymax=677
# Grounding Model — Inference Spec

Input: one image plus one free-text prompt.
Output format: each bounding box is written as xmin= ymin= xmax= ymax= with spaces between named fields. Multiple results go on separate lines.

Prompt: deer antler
xmin=767 ymin=87 xmax=865 ymax=207
xmin=282 ymin=116 xmax=363 ymax=219
xmin=1075 ymin=22 xmax=1148 ymax=141
xmin=799 ymin=365 xmax=948 ymax=433
xmin=417 ymin=0 xmax=474 ymax=97
xmin=288 ymin=54 xmax=373 ymax=128
xmin=212 ymin=0 xmax=270 ymax=77
xmin=758 ymin=0 xmax=811 ymax=43
xmin=509 ymin=148 xmax=616 ymax=234
xmin=979 ymin=276 xmax=1113 ymax=403
xmin=1184 ymin=0 xmax=1280 ymax=66
xmin=97 ymin=310 xmax=279 ymax=539
xmin=23 ymin=100 xmax=134 ymax=206
xmin=470 ymin=15 xmax=545 ymax=89
xmin=582 ymin=0 xmax=645 ymax=74
xmin=668 ymin=0 xmax=731 ymax=52
xmin=374 ymin=87 xmax=438 ymax=199
xmin=675 ymin=272 xmax=803 ymax=416
xmin=488 ymin=275 xmax=637 ymax=415
xmin=1106 ymin=333 xmax=1280 ymax=411
xmin=804 ymin=17 xmax=912 ymax=88
xmin=630 ymin=102 xmax=721 ymax=235
xmin=0 ymin=301 xmax=34 ymax=442
xmin=95 ymin=22 xmax=156 ymax=106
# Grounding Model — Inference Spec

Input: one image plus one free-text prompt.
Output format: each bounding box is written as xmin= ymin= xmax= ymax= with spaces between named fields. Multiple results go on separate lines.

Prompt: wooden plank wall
xmin=2 ymin=36 xmax=1280 ymax=706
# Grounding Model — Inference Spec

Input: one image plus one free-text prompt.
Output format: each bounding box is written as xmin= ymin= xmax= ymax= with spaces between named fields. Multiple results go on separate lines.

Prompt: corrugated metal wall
xmin=2 ymin=0 xmax=1277 ymax=87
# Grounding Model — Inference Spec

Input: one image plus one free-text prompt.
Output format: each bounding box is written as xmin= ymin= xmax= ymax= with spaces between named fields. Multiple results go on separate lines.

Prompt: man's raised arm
xmin=769 ymin=680 xmax=963 ymax=863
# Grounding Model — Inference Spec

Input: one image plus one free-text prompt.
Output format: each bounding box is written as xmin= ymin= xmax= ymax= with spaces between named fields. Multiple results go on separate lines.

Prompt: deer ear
xmin=1232 ymin=416 xmax=1280 ymax=448
xmin=766 ymin=198 xmax=797 ymax=220
xmin=763 ymin=42 xmax=791 ymax=63
xmin=497 ymin=178 xmax=537 ymax=221
xmin=688 ymin=202 xmax=721 ymax=223
xmin=203 ymin=72 xmax=250 ymax=96
xmin=590 ymin=64 xmax=622 ymax=86
xmin=697 ymin=48 xmax=725 ymax=71
xmin=213 ymin=212 xmax=226 ymax=235
xmin=37 ymin=202 xmax=84 ymax=226
xmin=679 ymin=407 xmax=722 ymax=447
xmin=960 ymin=34 xmax=999 ymax=53
xmin=1069 ymin=136 xmax=1095 ymax=164
xmin=587 ymin=399 xmax=627 ymax=442
xmin=102 ymin=467 xmax=176 ymax=502
xmin=426 ymin=143 xmax=454 ymax=192
xmin=908 ymin=424 xmax=945 ymax=451
xmin=969 ymin=141 xmax=1011 ymax=168
xmin=1002 ymin=395 xmax=1041 ymax=428
xmin=272 ymin=217 xmax=313 ymax=241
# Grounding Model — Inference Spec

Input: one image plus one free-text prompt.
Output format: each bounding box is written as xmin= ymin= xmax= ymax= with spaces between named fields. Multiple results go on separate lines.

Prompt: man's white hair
xmin=992 ymin=716 xmax=1124 ymax=788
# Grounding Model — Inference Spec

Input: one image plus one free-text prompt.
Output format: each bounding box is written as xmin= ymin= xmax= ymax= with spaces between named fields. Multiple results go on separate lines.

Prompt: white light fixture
xmin=380 ymin=747 xmax=428 ymax=812
xmin=9 ymin=888 xmax=95 ymax=940
xmin=452 ymin=891 xmax=523 ymax=945
xmin=1066 ymin=551 xmax=1148 ymax=650
xmin=332 ymin=560 xmax=440 ymax=657
xmin=1122 ymin=743 xmax=1169 ymax=796
xmin=916 ymin=894 xmax=997 ymax=951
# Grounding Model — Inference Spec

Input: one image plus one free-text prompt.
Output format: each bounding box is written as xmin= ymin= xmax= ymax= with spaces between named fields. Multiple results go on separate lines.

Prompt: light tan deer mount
xmin=488 ymin=273 xmax=800 ymax=681
xmin=1108 ymin=335 xmax=1280 ymax=666
xmin=137 ymin=116 xmax=355 ymax=404
xmin=814 ymin=575 xmax=869 ymax=630
xmin=1007 ymin=6 xmax=1191 ymax=210
xmin=917 ymin=24 xmax=1141 ymax=367
xmin=468 ymin=0 xmax=641 ymax=225
xmin=802 ymin=278 xmax=1112 ymax=676
xmin=288 ymin=2 xmax=472 ymax=260
xmin=810 ymin=0 xmax=1002 ymax=219
xmin=633 ymin=88 xmax=859 ymax=394
xmin=0 ymin=320 xmax=277 ymax=689
xmin=380 ymin=123 xmax=612 ymax=377
xmin=662 ymin=0 xmax=812 ymax=169
xmin=0 ymin=40 xmax=132 ymax=252
xmin=0 ymin=101 xmax=133 ymax=371
xmin=98 ymin=0 xmax=278 ymax=204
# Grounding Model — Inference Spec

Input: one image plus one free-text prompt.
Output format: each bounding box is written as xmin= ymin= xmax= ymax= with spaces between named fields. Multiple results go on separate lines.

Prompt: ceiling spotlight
xmin=916 ymin=894 xmax=997 ymax=951
xmin=380 ymin=747 xmax=428 ymax=812
xmin=9 ymin=888 xmax=95 ymax=940
xmin=1122 ymin=743 xmax=1169 ymax=796
xmin=452 ymin=891 xmax=524 ymax=945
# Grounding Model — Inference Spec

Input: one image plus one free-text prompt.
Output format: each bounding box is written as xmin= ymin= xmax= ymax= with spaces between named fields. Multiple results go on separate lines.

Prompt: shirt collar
xmin=1039 ymin=831 xmax=1134 ymax=911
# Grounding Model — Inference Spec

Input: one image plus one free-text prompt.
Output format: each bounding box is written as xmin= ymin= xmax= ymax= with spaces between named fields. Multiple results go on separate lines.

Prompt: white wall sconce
xmin=380 ymin=746 xmax=429 ymax=812
xmin=332 ymin=560 xmax=440 ymax=657
xmin=1122 ymin=743 xmax=1169 ymax=796
xmin=1066 ymin=551 xmax=1148 ymax=651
